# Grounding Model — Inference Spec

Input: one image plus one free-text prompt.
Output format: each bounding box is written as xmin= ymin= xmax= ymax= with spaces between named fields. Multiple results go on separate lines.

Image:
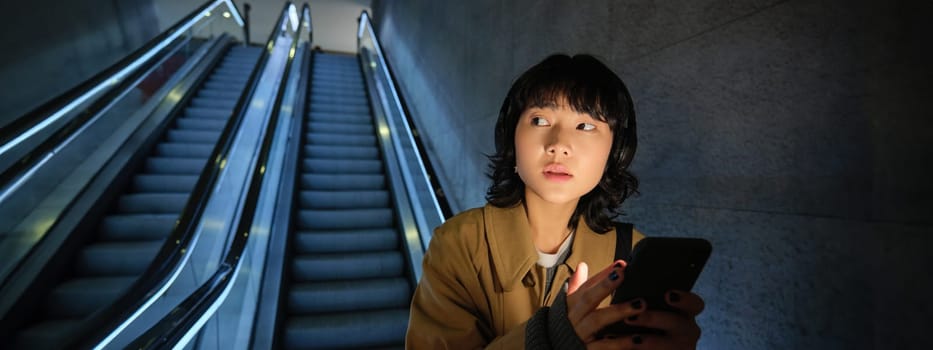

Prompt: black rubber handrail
xmin=125 ymin=3 xmax=307 ymax=348
xmin=0 ymin=0 xmax=244 ymax=195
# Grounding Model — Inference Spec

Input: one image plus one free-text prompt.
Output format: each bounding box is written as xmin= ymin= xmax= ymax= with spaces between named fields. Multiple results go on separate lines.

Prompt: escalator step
xmin=117 ymin=193 xmax=188 ymax=213
xmin=176 ymin=117 xmax=227 ymax=131
xmin=297 ymin=208 xmax=393 ymax=230
xmin=313 ymin=67 xmax=359 ymax=74
xmin=306 ymin=112 xmax=371 ymax=124
xmin=313 ymin=64 xmax=360 ymax=72
xmin=98 ymin=214 xmax=177 ymax=241
xmin=153 ymin=142 xmax=215 ymax=158
xmin=75 ymin=241 xmax=162 ymax=276
xmin=132 ymin=174 xmax=198 ymax=193
xmin=287 ymin=278 xmax=410 ymax=314
xmin=309 ymin=89 xmax=366 ymax=98
xmin=216 ymin=66 xmax=252 ymax=74
xmin=306 ymin=122 xmax=374 ymax=135
xmin=299 ymin=190 xmax=389 ymax=209
xmin=313 ymin=76 xmax=361 ymax=85
xmin=145 ymin=157 xmax=205 ymax=174
xmin=300 ymin=174 xmax=385 ymax=190
xmin=198 ymin=89 xmax=242 ymax=100
xmin=294 ymin=228 xmax=398 ymax=253
xmin=313 ymin=77 xmax=363 ymax=86
xmin=223 ymin=57 xmax=258 ymax=65
xmin=204 ymin=80 xmax=244 ymax=90
xmin=190 ymin=97 xmax=237 ymax=109
xmin=184 ymin=106 xmax=233 ymax=120
xmin=206 ymin=74 xmax=249 ymax=84
xmin=214 ymin=67 xmax=253 ymax=77
xmin=302 ymin=159 xmax=381 ymax=174
xmin=311 ymin=98 xmax=369 ymax=110
xmin=166 ymin=129 xmax=221 ymax=143
xmin=291 ymin=251 xmax=404 ymax=282
xmin=44 ymin=276 xmax=136 ymax=318
xmin=303 ymin=145 xmax=378 ymax=160
xmin=305 ymin=133 xmax=376 ymax=147
xmin=312 ymin=78 xmax=364 ymax=92
xmin=284 ymin=308 xmax=409 ymax=349
xmin=309 ymin=95 xmax=367 ymax=105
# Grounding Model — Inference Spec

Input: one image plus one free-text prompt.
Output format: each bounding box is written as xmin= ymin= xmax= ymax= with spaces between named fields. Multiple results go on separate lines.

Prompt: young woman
xmin=406 ymin=54 xmax=705 ymax=349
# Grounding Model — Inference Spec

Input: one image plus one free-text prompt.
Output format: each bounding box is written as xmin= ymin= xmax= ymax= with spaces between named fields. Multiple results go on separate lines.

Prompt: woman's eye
xmin=531 ymin=117 xmax=550 ymax=126
xmin=577 ymin=123 xmax=596 ymax=131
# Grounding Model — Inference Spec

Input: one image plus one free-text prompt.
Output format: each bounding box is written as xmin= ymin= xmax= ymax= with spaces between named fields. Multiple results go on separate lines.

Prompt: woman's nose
xmin=546 ymin=130 xmax=571 ymax=156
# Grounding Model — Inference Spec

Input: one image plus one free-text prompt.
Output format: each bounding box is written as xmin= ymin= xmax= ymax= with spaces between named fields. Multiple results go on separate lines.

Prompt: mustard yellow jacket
xmin=406 ymin=202 xmax=643 ymax=349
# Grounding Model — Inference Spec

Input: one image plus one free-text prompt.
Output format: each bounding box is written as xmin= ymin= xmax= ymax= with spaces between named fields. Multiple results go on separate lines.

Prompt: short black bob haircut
xmin=486 ymin=54 xmax=639 ymax=234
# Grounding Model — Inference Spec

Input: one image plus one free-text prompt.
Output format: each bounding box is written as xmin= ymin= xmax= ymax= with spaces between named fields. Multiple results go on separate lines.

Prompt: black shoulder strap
xmin=614 ymin=222 xmax=634 ymax=262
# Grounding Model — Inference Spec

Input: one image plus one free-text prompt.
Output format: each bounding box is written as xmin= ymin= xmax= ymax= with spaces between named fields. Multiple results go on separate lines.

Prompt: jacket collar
xmin=483 ymin=202 xmax=616 ymax=291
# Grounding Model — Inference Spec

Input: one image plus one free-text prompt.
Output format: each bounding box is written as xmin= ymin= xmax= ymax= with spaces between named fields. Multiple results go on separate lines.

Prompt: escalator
xmin=12 ymin=44 xmax=262 ymax=348
xmin=280 ymin=52 xmax=411 ymax=349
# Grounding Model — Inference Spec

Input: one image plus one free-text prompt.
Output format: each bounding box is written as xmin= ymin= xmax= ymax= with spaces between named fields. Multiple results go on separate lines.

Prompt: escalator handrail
xmin=123 ymin=3 xmax=309 ymax=349
xmin=0 ymin=0 xmax=243 ymax=196
xmin=356 ymin=11 xmax=452 ymax=235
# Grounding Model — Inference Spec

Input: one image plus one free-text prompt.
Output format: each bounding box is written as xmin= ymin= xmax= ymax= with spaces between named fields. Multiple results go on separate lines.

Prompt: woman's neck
xmin=523 ymin=190 xmax=579 ymax=254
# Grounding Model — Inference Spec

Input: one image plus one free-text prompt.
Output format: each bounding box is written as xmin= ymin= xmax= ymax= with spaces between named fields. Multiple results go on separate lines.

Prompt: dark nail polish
xmin=609 ymin=271 xmax=619 ymax=281
xmin=631 ymin=300 xmax=643 ymax=309
xmin=669 ymin=291 xmax=681 ymax=303
xmin=627 ymin=315 xmax=638 ymax=321
xmin=633 ymin=335 xmax=643 ymax=345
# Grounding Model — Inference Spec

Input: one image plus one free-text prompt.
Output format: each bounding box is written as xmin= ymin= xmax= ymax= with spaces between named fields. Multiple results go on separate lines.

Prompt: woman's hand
xmin=617 ymin=290 xmax=704 ymax=349
xmin=565 ymin=261 xmax=647 ymax=348
xmin=566 ymin=262 xmax=705 ymax=349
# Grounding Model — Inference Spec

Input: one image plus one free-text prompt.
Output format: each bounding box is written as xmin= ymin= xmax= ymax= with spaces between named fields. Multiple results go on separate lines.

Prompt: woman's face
xmin=514 ymin=100 xmax=613 ymax=206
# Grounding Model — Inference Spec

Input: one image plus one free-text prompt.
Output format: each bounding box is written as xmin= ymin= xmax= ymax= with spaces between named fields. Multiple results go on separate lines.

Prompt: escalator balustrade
xmin=13 ymin=44 xmax=262 ymax=348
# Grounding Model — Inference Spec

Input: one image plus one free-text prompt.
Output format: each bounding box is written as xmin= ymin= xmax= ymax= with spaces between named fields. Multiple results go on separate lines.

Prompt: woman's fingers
xmin=665 ymin=290 xmax=705 ymax=317
xmin=574 ymin=298 xmax=646 ymax=342
xmin=567 ymin=262 xmax=589 ymax=295
xmin=585 ymin=335 xmax=640 ymax=350
xmin=616 ymin=333 xmax=696 ymax=350
xmin=566 ymin=260 xmax=627 ymax=322
xmin=624 ymin=309 xmax=701 ymax=344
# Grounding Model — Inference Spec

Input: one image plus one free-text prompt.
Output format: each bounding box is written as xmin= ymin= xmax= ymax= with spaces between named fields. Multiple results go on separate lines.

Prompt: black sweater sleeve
xmin=524 ymin=289 xmax=586 ymax=349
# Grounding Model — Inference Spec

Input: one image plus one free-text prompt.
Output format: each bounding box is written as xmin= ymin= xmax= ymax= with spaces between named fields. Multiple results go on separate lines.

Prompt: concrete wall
xmin=371 ymin=0 xmax=933 ymax=349
xmin=0 ymin=0 xmax=160 ymax=129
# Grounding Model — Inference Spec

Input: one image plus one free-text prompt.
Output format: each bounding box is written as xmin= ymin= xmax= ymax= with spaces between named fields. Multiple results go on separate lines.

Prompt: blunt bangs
xmin=508 ymin=54 xmax=631 ymax=132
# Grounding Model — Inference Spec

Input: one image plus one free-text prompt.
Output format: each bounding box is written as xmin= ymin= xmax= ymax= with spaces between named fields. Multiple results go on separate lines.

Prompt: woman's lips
xmin=543 ymin=163 xmax=572 ymax=182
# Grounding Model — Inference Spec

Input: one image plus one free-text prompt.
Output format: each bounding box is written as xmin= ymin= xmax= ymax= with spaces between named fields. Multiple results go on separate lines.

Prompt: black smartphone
xmin=596 ymin=237 xmax=712 ymax=338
